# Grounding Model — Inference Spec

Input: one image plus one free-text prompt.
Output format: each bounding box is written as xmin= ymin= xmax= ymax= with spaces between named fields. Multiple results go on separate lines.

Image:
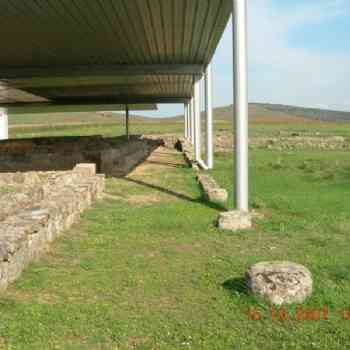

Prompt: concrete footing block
xmin=218 ymin=210 xmax=252 ymax=231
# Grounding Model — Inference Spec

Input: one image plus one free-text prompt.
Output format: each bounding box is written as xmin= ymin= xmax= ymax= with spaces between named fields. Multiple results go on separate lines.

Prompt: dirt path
xmin=103 ymin=145 xmax=195 ymax=206
xmin=128 ymin=146 xmax=186 ymax=177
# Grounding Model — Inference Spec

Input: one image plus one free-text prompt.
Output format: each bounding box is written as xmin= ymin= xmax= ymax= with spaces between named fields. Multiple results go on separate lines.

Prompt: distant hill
xmin=212 ymin=103 xmax=350 ymax=123
xmin=211 ymin=104 xmax=306 ymax=123
xmin=9 ymin=102 xmax=350 ymax=128
xmin=256 ymin=103 xmax=350 ymax=122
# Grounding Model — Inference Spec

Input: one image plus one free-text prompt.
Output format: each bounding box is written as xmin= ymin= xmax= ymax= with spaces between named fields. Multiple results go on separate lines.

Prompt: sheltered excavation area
xmin=0 ymin=1 xmax=250 ymax=224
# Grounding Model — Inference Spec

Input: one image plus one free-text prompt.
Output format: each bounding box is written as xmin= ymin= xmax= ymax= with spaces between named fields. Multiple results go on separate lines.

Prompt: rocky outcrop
xmin=0 ymin=165 xmax=105 ymax=291
xmin=246 ymin=261 xmax=313 ymax=305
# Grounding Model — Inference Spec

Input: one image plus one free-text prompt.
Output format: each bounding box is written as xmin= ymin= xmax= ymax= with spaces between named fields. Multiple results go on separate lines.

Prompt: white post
xmin=0 ymin=109 xmax=8 ymax=140
xmin=194 ymin=78 xmax=201 ymax=162
xmin=233 ymin=0 xmax=249 ymax=211
xmin=205 ymin=63 xmax=214 ymax=169
xmin=187 ymin=101 xmax=190 ymax=143
xmin=125 ymin=104 xmax=130 ymax=139
xmin=187 ymin=102 xmax=190 ymax=143
xmin=190 ymin=97 xmax=195 ymax=145
xmin=187 ymin=103 xmax=190 ymax=140
xmin=184 ymin=103 xmax=188 ymax=139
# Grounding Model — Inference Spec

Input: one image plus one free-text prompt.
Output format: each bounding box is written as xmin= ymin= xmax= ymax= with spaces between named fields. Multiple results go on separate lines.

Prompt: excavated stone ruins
xmin=215 ymin=133 xmax=350 ymax=152
xmin=0 ymin=164 xmax=105 ymax=291
xmin=0 ymin=135 xmax=163 ymax=291
xmin=0 ymin=135 xmax=162 ymax=177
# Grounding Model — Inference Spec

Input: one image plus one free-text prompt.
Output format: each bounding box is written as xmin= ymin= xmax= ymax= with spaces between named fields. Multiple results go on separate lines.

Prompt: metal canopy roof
xmin=0 ymin=0 xmax=232 ymax=109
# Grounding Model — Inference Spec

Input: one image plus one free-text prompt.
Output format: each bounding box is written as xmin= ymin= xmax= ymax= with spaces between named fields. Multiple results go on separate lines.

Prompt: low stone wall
xmin=101 ymin=136 xmax=163 ymax=177
xmin=197 ymin=174 xmax=228 ymax=204
xmin=254 ymin=136 xmax=349 ymax=151
xmin=0 ymin=135 xmax=162 ymax=177
xmin=0 ymin=164 xmax=105 ymax=291
xmin=215 ymin=134 xmax=350 ymax=152
xmin=175 ymin=138 xmax=199 ymax=170
xmin=147 ymin=134 xmax=179 ymax=149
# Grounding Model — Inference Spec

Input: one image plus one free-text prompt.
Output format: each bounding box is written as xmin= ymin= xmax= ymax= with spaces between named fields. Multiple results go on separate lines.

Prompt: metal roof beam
xmin=46 ymin=96 xmax=191 ymax=104
xmin=0 ymin=64 xmax=204 ymax=80
xmin=1 ymin=96 xmax=190 ymax=114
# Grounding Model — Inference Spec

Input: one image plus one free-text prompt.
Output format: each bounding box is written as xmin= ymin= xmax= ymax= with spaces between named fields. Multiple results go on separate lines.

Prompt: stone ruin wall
xmin=0 ymin=135 xmax=163 ymax=291
xmin=0 ymin=164 xmax=105 ymax=291
xmin=0 ymin=135 xmax=162 ymax=177
xmin=215 ymin=134 xmax=350 ymax=152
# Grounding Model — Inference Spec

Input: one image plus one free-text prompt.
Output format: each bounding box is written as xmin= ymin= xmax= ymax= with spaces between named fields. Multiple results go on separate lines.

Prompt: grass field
xmin=9 ymin=111 xmax=350 ymax=139
xmin=1 ymin=113 xmax=350 ymax=349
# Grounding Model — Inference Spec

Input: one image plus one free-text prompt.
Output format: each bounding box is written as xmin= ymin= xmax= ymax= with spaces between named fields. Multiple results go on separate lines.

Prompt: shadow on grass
xmin=222 ymin=277 xmax=249 ymax=295
xmin=124 ymin=178 xmax=226 ymax=211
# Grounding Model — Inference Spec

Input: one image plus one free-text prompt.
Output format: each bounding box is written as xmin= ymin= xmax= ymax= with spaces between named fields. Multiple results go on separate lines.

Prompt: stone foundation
xmin=215 ymin=134 xmax=350 ymax=152
xmin=0 ymin=135 xmax=162 ymax=177
xmin=0 ymin=165 xmax=105 ymax=291
xmin=175 ymin=138 xmax=199 ymax=170
xmin=197 ymin=174 xmax=228 ymax=204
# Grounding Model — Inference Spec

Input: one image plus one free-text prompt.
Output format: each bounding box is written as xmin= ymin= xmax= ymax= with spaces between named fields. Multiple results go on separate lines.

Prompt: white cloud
xmin=213 ymin=0 xmax=350 ymax=111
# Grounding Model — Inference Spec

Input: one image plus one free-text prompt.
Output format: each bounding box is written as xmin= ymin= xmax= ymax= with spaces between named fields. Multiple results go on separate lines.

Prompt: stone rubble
xmin=215 ymin=133 xmax=350 ymax=152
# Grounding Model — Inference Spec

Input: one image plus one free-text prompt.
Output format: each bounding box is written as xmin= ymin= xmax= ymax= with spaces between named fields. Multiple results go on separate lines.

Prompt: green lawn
xmin=0 ymin=135 xmax=350 ymax=348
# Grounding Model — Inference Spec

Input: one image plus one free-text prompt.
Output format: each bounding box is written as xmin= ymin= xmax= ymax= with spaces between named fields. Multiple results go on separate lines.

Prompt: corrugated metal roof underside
xmin=0 ymin=0 xmax=232 ymax=107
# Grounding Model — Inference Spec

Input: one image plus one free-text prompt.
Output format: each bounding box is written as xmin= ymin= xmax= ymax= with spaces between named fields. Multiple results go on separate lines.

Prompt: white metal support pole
xmin=186 ymin=102 xmax=190 ymax=140
xmin=187 ymin=103 xmax=190 ymax=140
xmin=184 ymin=103 xmax=188 ymax=139
xmin=194 ymin=78 xmax=201 ymax=162
xmin=233 ymin=0 xmax=249 ymax=211
xmin=187 ymin=102 xmax=190 ymax=142
xmin=190 ymin=97 xmax=195 ymax=145
xmin=205 ymin=63 xmax=214 ymax=169
xmin=187 ymin=102 xmax=190 ymax=141
xmin=0 ymin=108 xmax=8 ymax=140
xmin=125 ymin=104 xmax=130 ymax=139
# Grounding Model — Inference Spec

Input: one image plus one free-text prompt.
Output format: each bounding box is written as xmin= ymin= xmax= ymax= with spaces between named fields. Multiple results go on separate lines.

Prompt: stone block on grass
xmin=246 ymin=261 xmax=313 ymax=305
xmin=197 ymin=174 xmax=228 ymax=204
xmin=218 ymin=210 xmax=252 ymax=231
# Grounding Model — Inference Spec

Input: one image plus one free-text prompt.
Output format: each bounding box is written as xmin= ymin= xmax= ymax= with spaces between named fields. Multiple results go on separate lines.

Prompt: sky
xmin=143 ymin=0 xmax=350 ymax=117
